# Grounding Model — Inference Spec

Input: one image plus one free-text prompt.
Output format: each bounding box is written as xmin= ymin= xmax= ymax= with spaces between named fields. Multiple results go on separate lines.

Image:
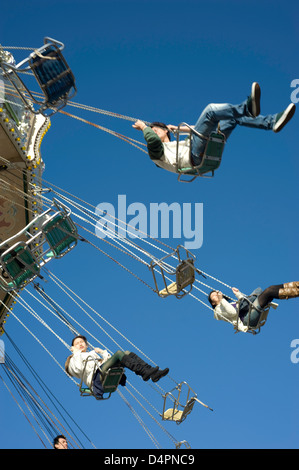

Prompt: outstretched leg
xmin=257 ymin=282 xmax=299 ymax=308
xmin=191 ymin=82 xmax=295 ymax=162
xmin=101 ymin=350 xmax=169 ymax=383
xmin=241 ymin=283 xmax=299 ymax=328
xmin=191 ymin=82 xmax=261 ymax=159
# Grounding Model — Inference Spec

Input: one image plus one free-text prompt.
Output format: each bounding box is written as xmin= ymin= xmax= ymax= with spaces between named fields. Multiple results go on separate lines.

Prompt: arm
xmin=218 ymin=298 xmax=237 ymax=315
xmin=94 ymin=347 xmax=111 ymax=363
xmin=133 ymin=120 xmax=164 ymax=160
xmin=214 ymin=297 xmax=237 ymax=322
xmin=68 ymin=349 xmax=101 ymax=378
xmin=232 ymin=287 xmax=246 ymax=300
xmin=167 ymin=124 xmax=194 ymax=134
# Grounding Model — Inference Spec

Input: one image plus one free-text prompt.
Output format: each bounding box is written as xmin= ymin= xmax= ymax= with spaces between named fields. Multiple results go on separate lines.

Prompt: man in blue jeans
xmin=133 ymin=82 xmax=296 ymax=173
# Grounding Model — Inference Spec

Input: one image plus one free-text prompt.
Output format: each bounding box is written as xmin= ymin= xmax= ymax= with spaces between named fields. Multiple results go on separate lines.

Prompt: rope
xmin=59 ymin=110 xmax=148 ymax=154
xmin=0 ymin=371 xmax=48 ymax=448
xmin=5 ymin=331 xmax=96 ymax=448
xmin=1 ymin=46 xmax=35 ymax=50
xmin=2 ymin=289 xmax=183 ymax=449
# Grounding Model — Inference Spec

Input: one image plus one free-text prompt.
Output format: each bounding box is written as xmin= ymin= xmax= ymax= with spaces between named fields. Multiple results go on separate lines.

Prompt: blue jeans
xmin=191 ymin=100 xmax=276 ymax=164
xmin=240 ymin=287 xmax=264 ymax=327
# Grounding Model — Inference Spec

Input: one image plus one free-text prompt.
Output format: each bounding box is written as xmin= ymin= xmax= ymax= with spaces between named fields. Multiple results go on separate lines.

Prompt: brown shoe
xmin=278 ymin=281 xmax=299 ymax=299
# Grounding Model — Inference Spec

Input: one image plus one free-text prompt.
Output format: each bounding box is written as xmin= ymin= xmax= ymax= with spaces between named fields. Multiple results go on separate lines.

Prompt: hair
xmin=53 ymin=434 xmax=67 ymax=448
xmin=208 ymin=290 xmax=231 ymax=308
xmin=71 ymin=335 xmax=87 ymax=346
xmin=150 ymin=122 xmax=171 ymax=141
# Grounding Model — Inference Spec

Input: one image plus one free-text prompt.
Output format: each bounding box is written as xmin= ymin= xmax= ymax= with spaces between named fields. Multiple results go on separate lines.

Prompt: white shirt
xmin=213 ymin=296 xmax=249 ymax=333
xmin=68 ymin=349 xmax=111 ymax=388
xmin=153 ymin=140 xmax=192 ymax=173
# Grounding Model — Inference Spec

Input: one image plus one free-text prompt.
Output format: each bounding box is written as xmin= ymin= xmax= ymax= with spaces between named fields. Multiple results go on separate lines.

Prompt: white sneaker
xmin=248 ymin=82 xmax=261 ymax=117
xmin=273 ymin=103 xmax=296 ymax=132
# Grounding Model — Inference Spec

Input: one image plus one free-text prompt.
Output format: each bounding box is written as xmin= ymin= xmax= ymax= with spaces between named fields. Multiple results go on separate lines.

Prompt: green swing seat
xmin=42 ymin=213 xmax=78 ymax=259
xmin=80 ymin=367 xmax=124 ymax=400
xmin=0 ymin=243 xmax=40 ymax=291
xmin=0 ymin=37 xmax=76 ymax=116
xmin=176 ymin=123 xmax=226 ymax=182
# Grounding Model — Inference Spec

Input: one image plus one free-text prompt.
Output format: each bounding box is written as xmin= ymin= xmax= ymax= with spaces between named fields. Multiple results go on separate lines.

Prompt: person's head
xmin=208 ymin=291 xmax=219 ymax=308
xmin=208 ymin=291 xmax=231 ymax=308
xmin=53 ymin=435 xmax=68 ymax=449
xmin=150 ymin=122 xmax=171 ymax=142
xmin=71 ymin=335 xmax=88 ymax=352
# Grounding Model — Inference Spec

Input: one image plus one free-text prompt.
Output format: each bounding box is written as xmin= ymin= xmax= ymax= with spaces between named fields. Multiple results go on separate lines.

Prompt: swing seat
xmin=1 ymin=37 xmax=76 ymax=116
xmin=176 ymin=123 xmax=226 ymax=182
xmin=158 ymin=259 xmax=195 ymax=298
xmin=151 ymin=246 xmax=196 ymax=299
xmin=0 ymin=243 xmax=40 ymax=291
xmin=236 ymin=298 xmax=278 ymax=335
xmin=80 ymin=367 xmax=124 ymax=400
xmin=163 ymin=398 xmax=196 ymax=424
xmin=162 ymin=382 xmax=197 ymax=425
xmin=28 ymin=43 xmax=76 ymax=106
xmin=42 ymin=213 xmax=78 ymax=259
xmin=194 ymin=131 xmax=225 ymax=175
xmin=101 ymin=367 xmax=124 ymax=392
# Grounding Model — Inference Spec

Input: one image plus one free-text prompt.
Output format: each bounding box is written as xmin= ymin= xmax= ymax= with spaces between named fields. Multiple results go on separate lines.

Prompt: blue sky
xmin=0 ymin=0 xmax=298 ymax=450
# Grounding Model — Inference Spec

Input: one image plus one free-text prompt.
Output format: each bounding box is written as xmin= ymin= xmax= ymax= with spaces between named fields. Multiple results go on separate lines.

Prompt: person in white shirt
xmin=65 ymin=335 xmax=169 ymax=398
xmin=208 ymin=282 xmax=299 ymax=332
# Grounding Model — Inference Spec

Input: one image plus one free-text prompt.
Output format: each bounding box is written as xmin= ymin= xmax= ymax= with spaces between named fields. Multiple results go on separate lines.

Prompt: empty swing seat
xmin=0 ymin=243 xmax=40 ymax=291
xmin=158 ymin=259 xmax=195 ymax=298
xmin=162 ymin=382 xmax=198 ymax=425
xmin=42 ymin=213 xmax=78 ymax=258
xmin=0 ymin=37 xmax=76 ymax=116
xmin=163 ymin=397 xmax=197 ymax=424
xmin=29 ymin=44 xmax=76 ymax=106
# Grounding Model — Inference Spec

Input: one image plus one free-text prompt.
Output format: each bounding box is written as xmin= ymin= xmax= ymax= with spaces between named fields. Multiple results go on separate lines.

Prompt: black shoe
xmin=273 ymin=103 xmax=296 ymax=132
xmin=142 ymin=366 xmax=159 ymax=381
xmin=247 ymin=82 xmax=261 ymax=117
xmin=151 ymin=368 xmax=169 ymax=383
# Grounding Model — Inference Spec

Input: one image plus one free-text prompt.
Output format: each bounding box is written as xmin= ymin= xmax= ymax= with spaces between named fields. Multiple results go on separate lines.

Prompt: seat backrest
xmin=42 ymin=214 xmax=77 ymax=258
xmin=176 ymin=259 xmax=195 ymax=291
xmin=29 ymin=45 xmax=76 ymax=104
xmin=195 ymin=132 xmax=225 ymax=175
xmin=1 ymin=243 xmax=40 ymax=289
xmin=177 ymin=131 xmax=225 ymax=179
xmin=101 ymin=367 xmax=124 ymax=393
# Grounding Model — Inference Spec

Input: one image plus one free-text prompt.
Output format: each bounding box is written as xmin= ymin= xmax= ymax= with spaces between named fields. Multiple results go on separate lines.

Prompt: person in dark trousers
xmin=65 ymin=335 xmax=169 ymax=399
